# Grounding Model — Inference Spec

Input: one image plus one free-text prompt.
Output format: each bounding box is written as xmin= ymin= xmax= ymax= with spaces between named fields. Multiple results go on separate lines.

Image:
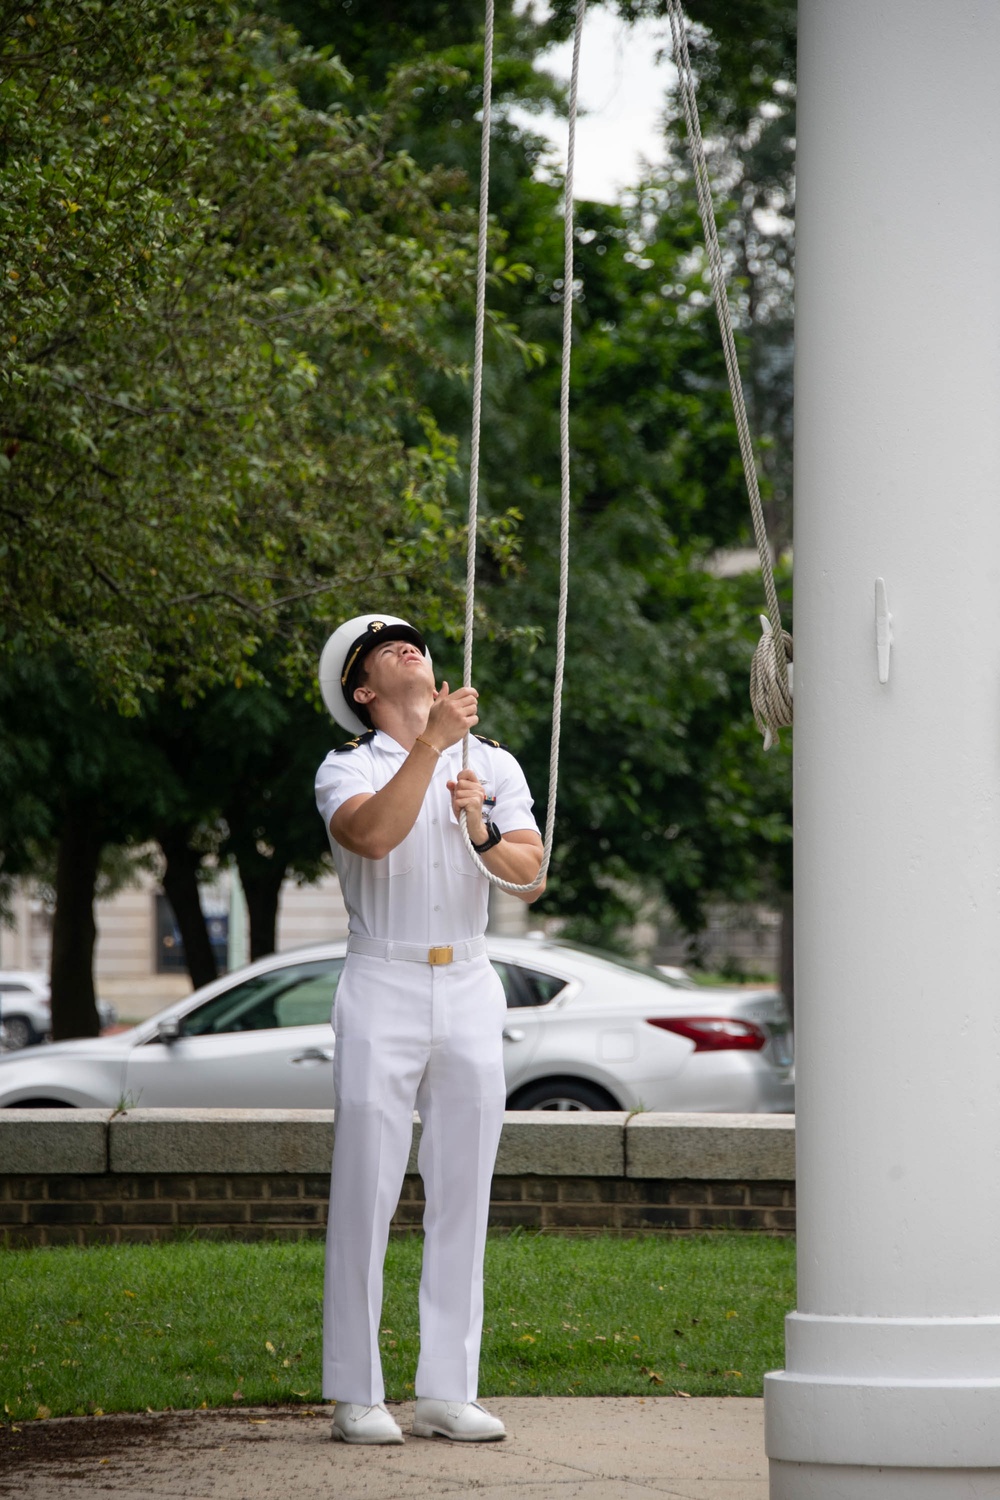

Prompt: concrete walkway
xmin=2 ymin=1397 xmax=768 ymax=1500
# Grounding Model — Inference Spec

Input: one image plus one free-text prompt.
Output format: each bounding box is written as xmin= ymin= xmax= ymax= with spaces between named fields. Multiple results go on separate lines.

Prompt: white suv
xmin=0 ymin=971 xmax=116 ymax=1050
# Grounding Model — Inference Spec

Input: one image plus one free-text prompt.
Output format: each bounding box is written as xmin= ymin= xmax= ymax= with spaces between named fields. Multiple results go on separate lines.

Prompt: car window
xmin=492 ymin=960 xmax=568 ymax=1009
xmin=179 ymin=961 xmax=343 ymax=1037
xmin=0 ymin=983 xmax=32 ymax=995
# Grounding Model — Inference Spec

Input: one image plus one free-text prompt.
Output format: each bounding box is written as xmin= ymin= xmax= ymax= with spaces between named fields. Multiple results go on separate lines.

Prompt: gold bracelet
xmin=415 ymin=735 xmax=441 ymax=758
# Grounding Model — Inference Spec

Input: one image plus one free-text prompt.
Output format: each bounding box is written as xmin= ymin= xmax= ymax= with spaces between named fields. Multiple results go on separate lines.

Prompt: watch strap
xmin=470 ymin=820 xmax=502 ymax=854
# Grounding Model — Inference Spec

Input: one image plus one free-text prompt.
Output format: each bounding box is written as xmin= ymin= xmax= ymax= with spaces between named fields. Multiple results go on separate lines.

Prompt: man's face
xmin=354 ymin=637 xmax=434 ymax=709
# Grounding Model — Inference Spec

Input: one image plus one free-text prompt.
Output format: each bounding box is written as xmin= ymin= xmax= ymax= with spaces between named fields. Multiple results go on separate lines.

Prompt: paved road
xmin=2 ymin=1397 xmax=767 ymax=1500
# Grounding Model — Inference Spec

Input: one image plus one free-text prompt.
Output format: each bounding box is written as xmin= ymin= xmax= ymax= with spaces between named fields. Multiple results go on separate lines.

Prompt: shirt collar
xmin=374 ymin=730 xmax=465 ymax=759
xmin=373 ymin=730 xmax=408 ymax=756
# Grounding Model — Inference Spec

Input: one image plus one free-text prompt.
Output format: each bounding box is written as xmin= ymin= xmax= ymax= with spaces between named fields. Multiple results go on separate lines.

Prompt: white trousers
xmin=323 ymin=950 xmax=507 ymax=1405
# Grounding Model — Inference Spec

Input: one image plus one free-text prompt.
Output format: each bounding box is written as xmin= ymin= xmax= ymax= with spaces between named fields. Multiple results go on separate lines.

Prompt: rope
xmin=665 ymin=0 xmax=793 ymax=751
xmin=460 ymin=0 xmax=586 ymax=891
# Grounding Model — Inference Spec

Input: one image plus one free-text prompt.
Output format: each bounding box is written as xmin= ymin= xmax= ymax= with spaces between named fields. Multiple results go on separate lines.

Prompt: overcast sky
xmin=508 ymin=5 xmax=677 ymax=202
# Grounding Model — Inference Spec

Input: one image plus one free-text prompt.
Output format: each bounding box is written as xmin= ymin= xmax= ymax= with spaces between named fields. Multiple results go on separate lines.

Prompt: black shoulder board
xmin=334 ymin=730 xmax=375 ymax=754
xmin=473 ymin=732 xmax=509 ymax=752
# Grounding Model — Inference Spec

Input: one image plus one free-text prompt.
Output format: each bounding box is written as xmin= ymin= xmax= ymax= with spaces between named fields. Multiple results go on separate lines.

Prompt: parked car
xmin=0 ymin=938 xmax=793 ymax=1112
xmin=0 ymin=971 xmax=117 ymax=1051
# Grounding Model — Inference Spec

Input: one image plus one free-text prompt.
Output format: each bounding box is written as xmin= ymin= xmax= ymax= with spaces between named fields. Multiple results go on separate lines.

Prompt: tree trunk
xmin=237 ymin=853 xmax=287 ymax=961
xmin=159 ymin=831 xmax=217 ymax=990
xmin=50 ymin=806 xmax=104 ymax=1041
xmin=778 ymin=886 xmax=794 ymax=1029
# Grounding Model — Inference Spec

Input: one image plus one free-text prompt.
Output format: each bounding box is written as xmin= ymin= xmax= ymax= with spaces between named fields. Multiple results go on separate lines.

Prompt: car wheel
xmin=1 ymin=1016 xmax=36 ymax=1050
xmin=508 ymin=1078 xmax=620 ymax=1112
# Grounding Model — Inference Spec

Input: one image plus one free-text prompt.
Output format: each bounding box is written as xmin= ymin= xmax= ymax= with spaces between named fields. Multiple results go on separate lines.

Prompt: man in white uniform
xmin=315 ymin=613 xmax=545 ymax=1445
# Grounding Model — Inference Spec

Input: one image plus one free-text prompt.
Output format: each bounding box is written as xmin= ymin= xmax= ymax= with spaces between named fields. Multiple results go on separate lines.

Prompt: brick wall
xmin=0 ymin=1109 xmax=796 ymax=1247
xmin=0 ymin=1172 xmax=795 ymax=1247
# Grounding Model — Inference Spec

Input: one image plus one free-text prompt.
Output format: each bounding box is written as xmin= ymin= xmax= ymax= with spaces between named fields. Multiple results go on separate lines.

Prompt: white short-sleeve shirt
xmin=315 ymin=731 xmax=539 ymax=945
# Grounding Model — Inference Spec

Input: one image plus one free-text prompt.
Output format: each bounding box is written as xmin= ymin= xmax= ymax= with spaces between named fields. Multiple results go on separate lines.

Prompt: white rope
xmin=460 ymin=0 xmax=586 ymax=891
xmin=665 ymin=0 xmax=793 ymax=751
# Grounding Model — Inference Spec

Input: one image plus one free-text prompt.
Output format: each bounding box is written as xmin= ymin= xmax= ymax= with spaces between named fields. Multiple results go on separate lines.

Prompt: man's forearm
xmin=477 ymin=836 xmax=546 ymax=904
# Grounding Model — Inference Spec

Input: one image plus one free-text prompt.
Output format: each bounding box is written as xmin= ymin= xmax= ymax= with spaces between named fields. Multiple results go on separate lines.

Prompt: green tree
xmin=216 ymin=690 xmax=333 ymax=960
xmin=1 ymin=1 xmax=483 ymax=710
xmin=0 ymin=0 xmax=519 ymax=1035
xmin=647 ymin=0 xmax=797 ymax=985
xmin=266 ymin=0 xmax=797 ymax=961
xmin=0 ymin=656 xmax=180 ymax=1038
xmin=456 ymin=187 xmax=792 ymax=952
xmin=150 ymin=676 xmax=334 ymax=969
xmin=632 ymin=0 xmax=797 ymax=549
xmin=0 ymin=651 xmax=337 ymax=1029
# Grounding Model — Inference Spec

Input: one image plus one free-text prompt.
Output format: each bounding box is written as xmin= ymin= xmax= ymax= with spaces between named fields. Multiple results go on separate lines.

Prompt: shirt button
xmin=434 ymin=905 xmax=441 ymax=912
xmin=433 ymin=861 xmax=440 ymax=869
xmin=432 ymin=818 xmax=438 ymax=826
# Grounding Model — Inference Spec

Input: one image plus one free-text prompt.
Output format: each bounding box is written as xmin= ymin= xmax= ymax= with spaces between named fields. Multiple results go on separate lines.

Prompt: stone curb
xmin=495 ymin=1111 xmax=628 ymax=1175
xmin=0 ymin=1108 xmax=110 ymax=1173
xmin=626 ymin=1112 xmax=796 ymax=1181
xmin=1 ymin=1108 xmax=795 ymax=1180
xmin=108 ymin=1109 xmax=336 ymax=1175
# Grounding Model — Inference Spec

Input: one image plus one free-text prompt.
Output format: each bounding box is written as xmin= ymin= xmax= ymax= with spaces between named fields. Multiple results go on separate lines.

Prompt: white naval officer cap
xmin=318 ymin=613 xmax=430 ymax=735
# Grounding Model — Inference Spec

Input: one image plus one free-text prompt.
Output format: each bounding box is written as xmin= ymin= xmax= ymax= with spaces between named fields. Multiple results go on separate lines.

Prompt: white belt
xmin=346 ymin=934 xmax=488 ymax=966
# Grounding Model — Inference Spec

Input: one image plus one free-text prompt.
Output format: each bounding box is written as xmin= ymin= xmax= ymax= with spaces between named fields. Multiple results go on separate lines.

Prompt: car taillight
xmin=646 ymin=1017 xmax=767 ymax=1052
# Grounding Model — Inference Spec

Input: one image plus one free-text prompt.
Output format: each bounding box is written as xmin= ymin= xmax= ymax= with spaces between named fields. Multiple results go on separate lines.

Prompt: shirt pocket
xmin=447 ymin=805 xmax=485 ymax=878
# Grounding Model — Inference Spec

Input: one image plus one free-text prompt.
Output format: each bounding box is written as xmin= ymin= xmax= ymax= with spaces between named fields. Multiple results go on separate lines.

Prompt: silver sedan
xmin=0 ymin=938 xmax=793 ymax=1112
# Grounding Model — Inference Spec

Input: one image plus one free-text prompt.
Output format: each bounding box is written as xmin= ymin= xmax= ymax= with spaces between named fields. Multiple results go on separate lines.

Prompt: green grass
xmin=0 ymin=1233 xmax=794 ymax=1420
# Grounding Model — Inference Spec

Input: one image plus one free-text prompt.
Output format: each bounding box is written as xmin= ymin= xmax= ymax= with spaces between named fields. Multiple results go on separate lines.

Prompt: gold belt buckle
xmin=427 ymin=945 xmax=454 ymax=966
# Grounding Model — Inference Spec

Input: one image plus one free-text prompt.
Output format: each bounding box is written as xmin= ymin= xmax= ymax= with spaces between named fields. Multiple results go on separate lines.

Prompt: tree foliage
xmin=454 ymin=185 xmax=792 ymax=945
xmin=639 ymin=0 xmax=797 ymax=550
xmin=0 ymin=654 xmax=179 ymax=1036
xmin=296 ymin=0 xmax=797 ymax=944
xmin=0 ymin=0 xmax=510 ymax=1032
xmin=1 ymin=0 xmax=490 ymax=709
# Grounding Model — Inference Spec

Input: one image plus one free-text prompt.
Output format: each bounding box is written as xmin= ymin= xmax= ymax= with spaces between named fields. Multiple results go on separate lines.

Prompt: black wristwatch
xmin=470 ymin=820 xmax=502 ymax=854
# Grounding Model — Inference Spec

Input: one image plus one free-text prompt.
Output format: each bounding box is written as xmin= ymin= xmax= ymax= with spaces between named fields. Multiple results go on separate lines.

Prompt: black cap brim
xmin=341 ymin=622 xmax=427 ymax=713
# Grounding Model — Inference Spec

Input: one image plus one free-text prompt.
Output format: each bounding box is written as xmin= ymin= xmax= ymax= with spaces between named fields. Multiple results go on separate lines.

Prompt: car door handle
xmin=502 ymin=1027 xmax=526 ymax=1043
xmin=290 ymin=1047 xmax=335 ymax=1064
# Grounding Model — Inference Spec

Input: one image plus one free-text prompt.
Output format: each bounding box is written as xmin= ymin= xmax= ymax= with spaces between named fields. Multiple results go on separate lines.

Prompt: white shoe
xmin=412 ymin=1398 xmax=506 ymax=1442
xmin=330 ymin=1401 xmax=404 ymax=1444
